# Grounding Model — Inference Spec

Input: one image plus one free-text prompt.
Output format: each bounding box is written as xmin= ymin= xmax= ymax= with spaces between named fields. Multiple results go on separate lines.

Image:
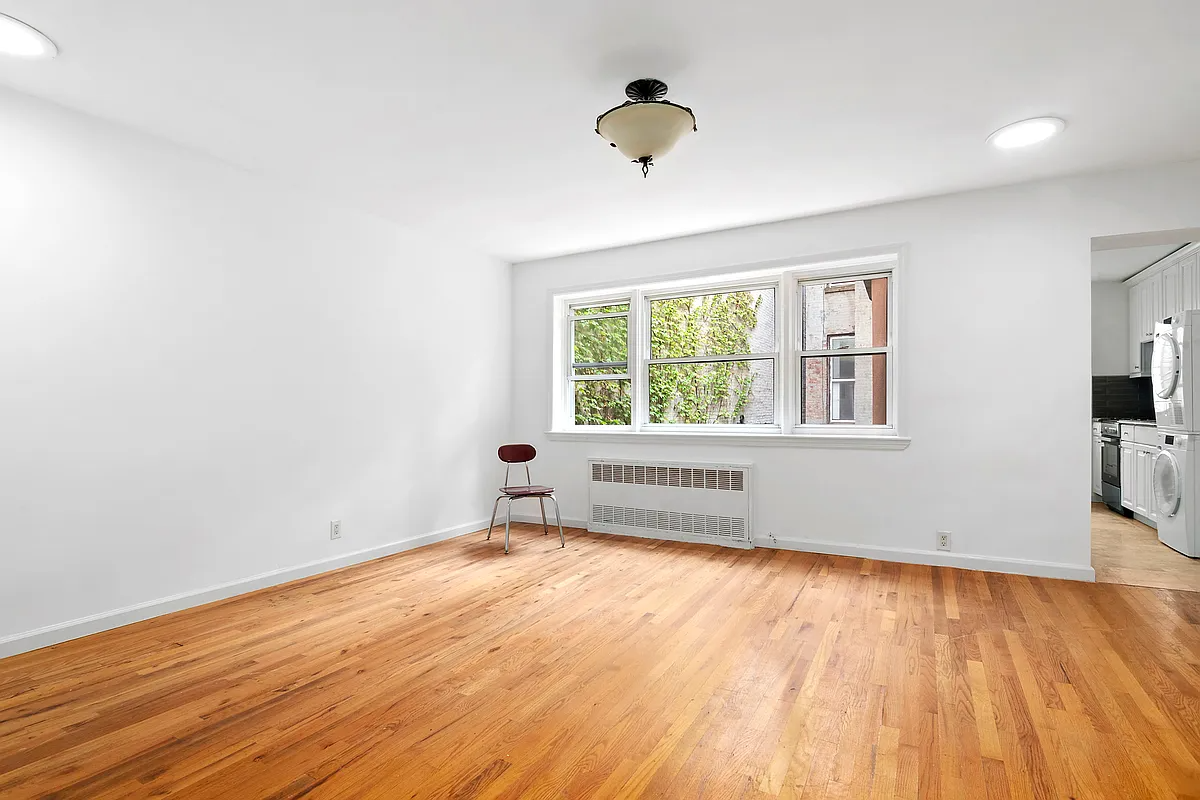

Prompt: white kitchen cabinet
xmin=1129 ymin=281 xmax=1144 ymax=376
xmin=1163 ymin=259 xmax=1182 ymax=321
xmin=1181 ymin=252 xmax=1200 ymax=312
xmin=1134 ymin=448 xmax=1151 ymax=517
xmin=1146 ymin=271 xmax=1163 ymax=336
xmin=1121 ymin=443 xmax=1135 ymax=509
xmin=1118 ymin=424 xmax=1160 ymax=526
xmin=1125 ymin=244 xmax=1200 ymax=376
xmin=1092 ymin=434 xmax=1103 ymax=497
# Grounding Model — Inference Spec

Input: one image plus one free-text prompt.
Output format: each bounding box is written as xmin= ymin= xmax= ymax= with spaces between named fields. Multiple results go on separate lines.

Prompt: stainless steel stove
xmin=1098 ymin=421 xmax=1124 ymax=513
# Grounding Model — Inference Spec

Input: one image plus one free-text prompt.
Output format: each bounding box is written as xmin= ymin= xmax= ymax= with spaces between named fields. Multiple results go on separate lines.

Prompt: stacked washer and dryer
xmin=1150 ymin=310 xmax=1200 ymax=557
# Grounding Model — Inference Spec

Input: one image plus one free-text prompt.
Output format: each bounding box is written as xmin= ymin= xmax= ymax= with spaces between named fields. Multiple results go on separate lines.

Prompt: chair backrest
xmin=498 ymin=444 xmax=536 ymax=464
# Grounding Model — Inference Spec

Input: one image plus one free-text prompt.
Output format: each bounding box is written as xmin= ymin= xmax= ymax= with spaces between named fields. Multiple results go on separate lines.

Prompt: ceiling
xmin=1092 ymin=244 xmax=1187 ymax=281
xmin=3 ymin=1 xmax=1200 ymax=262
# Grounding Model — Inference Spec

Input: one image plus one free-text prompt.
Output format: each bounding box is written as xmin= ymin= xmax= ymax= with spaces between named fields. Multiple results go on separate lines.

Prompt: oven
xmin=1100 ymin=422 xmax=1124 ymax=513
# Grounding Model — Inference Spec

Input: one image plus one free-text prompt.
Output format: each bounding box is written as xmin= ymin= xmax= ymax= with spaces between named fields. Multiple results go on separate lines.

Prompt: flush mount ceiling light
xmin=987 ymin=116 xmax=1066 ymax=150
xmin=0 ymin=12 xmax=57 ymax=58
xmin=596 ymin=79 xmax=696 ymax=178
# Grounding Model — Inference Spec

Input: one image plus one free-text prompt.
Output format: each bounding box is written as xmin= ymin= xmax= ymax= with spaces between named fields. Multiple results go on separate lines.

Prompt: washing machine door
xmin=1154 ymin=449 xmax=1182 ymax=518
xmin=1152 ymin=331 xmax=1181 ymax=399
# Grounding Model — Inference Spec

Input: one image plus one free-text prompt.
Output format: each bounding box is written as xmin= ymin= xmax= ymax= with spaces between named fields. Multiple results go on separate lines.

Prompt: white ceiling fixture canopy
xmin=987 ymin=117 xmax=1066 ymax=150
xmin=0 ymin=12 xmax=57 ymax=58
xmin=596 ymin=78 xmax=696 ymax=178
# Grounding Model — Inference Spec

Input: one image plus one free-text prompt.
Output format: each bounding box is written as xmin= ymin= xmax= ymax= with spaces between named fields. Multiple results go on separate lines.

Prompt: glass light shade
xmin=598 ymin=102 xmax=695 ymax=161
xmin=0 ymin=13 xmax=57 ymax=59
xmin=987 ymin=117 xmax=1065 ymax=149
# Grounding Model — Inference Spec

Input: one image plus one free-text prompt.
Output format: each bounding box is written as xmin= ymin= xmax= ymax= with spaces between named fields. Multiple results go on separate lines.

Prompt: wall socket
xmin=330 ymin=520 xmax=342 ymax=540
xmin=936 ymin=531 xmax=951 ymax=551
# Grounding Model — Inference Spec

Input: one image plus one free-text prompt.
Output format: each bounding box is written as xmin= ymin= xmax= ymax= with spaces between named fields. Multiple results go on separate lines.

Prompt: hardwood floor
xmin=1092 ymin=502 xmax=1200 ymax=592
xmin=3 ymin=524 xmax=1200 ymax=798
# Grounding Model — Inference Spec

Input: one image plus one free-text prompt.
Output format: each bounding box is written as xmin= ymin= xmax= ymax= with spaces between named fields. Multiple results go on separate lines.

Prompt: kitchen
xmin=1091 ymin=238 xmax=1200 ymax=590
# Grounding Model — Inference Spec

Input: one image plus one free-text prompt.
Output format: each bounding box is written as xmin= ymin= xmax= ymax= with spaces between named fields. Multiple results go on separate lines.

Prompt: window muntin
xmin=557 ymin=259 xmax=895 ymax=436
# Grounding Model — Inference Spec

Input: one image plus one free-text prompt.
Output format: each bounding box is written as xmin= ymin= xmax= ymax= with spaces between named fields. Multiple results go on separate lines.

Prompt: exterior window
xmin=828 ymin=336 xmax=855 ymax=422
xmin=799 ymin=275 xmax=890 ymax=427
xmin=647 ymin=288 xmax=776 ymax=425
xmin=570 ymin=302 xmax=630 ymax=425
xmin=555 ymin=256 xmax=896 ymax=437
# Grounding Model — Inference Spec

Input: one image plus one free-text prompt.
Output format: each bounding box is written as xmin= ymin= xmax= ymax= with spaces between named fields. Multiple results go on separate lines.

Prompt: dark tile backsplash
xmin=1093 ymin=375 xmax=1154 ymax=419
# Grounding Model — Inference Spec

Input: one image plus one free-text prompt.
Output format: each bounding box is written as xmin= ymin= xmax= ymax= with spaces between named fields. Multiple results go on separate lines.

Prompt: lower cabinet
xmin=1135 ymin=448 xmax=1151 ymax=518
xmin=1121 ymin=444 xmax=1135 ymax=509
xmin=1121 ymin=440 xmax=1159 ymax=527
xmin=1092 ymin=436 xmax=1103 ymax=496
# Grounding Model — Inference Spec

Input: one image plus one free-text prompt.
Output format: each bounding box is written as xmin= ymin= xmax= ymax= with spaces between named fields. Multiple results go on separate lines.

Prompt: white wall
xmin=1091 ymin=281 xmax=1129 ymax=375
xmin=511 ymin=159 xmax=1200 ymax=580
xmin=0 ymin=87 xmax=511 ymax=654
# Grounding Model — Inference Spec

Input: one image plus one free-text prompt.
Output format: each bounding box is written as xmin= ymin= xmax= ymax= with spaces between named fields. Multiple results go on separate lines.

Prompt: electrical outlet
xmin=330 ymin=520 xmax=342 ymax=540
xmin=936 ymin=531 xmax=951 ymax=551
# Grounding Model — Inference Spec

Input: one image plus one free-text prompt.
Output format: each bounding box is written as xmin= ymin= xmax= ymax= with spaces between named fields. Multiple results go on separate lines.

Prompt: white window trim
xmin=548 ymin=249 xmax=907 ymax=450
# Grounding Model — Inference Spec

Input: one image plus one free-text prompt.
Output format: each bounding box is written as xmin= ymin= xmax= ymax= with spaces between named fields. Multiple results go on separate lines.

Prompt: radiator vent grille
xmin=590 ymin=463 xmax=744 ymax=492
xmin=590 ymin=504 xmax=748 ymax=542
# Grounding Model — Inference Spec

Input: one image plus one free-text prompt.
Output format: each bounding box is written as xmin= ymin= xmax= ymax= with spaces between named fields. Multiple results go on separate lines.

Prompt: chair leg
xmin=539 ymin=498 xmax=548 ymax=534
xmin=504 ymin=498 xmax=513 ymax=554
xmin=486 ymin=496 xmax=502 ymax=540
xmin=550 ymin=495 xmax=564 ymax=548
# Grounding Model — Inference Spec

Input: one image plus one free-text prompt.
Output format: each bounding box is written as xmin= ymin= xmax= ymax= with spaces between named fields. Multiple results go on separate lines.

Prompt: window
xmin=648 ymin=287 xmax=777 ymax=425
xmin=569 ymin=302 xmax=630 ymax=425
xmin=828 ymin=336 xmax=855 ymax=422
xmin=553 ymin=254 xmax=897 ymax=440
xmin=799 ymin=275 xmax=890 ymax=427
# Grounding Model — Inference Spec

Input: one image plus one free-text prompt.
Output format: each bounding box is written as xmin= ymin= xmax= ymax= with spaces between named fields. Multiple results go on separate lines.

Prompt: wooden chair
xmin=486 ymin=444 xmax=565 ymax=553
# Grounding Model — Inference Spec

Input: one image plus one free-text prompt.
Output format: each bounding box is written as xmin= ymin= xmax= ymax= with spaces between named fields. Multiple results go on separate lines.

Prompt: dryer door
xmin=1152 ymin=331 xmax=1181 ymax=400
xmin=1153 ymin=449 xmax=1182 ymax=518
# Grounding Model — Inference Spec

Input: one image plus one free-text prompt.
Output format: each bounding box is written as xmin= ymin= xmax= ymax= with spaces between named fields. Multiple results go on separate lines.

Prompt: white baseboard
xmin=758 ymin=536 xmax=1096 ymax=582
xmin=0 ymin=517 xmax=487 ymax=660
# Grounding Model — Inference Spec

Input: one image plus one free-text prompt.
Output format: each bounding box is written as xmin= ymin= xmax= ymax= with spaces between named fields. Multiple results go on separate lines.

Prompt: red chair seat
xmin=501 ymin=485 xmax=554 ymax=497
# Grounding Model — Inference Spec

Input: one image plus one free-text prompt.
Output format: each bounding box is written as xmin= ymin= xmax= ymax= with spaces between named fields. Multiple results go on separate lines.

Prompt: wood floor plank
xmin=2 ymin=524 xmax=1200 ymax=798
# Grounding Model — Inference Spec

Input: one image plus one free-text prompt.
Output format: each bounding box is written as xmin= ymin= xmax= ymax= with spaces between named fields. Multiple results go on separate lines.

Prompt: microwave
xmin=1134 ymin=338 xmax=1154 ymax=377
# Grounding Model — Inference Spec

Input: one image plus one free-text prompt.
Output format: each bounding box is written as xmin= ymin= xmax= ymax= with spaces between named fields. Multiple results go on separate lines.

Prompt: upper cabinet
xmin=1181 ymin=251 xmax=1200 ymax=310
xmin=1163 ymin=260 xmax=1182 ymax=320
xmin=1130 ymin=281 xmax=1144 ymax=376
xmin=1126 ymin=243 xmax=1200 ymax=376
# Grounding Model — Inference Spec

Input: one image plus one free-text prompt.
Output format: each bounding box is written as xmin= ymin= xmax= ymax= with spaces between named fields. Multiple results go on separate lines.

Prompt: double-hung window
xmin=646 ymin=284 xmax=778 ymax=427
xmin=553 ymin=252 xmax=899 ymax=443
xmin=568 ymin=300 xmax=631 ymax=425
xmin=798 ymin=273 xmax=891 ymax=428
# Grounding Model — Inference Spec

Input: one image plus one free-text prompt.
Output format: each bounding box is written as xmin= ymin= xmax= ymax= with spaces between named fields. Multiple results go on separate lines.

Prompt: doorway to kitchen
xmin=1091 ymin=230 xmax=1200 ymax=591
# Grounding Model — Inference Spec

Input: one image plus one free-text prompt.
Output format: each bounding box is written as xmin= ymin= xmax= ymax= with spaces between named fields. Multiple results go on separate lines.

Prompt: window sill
xmin=544 ymin=429 xmax=911 ymax=450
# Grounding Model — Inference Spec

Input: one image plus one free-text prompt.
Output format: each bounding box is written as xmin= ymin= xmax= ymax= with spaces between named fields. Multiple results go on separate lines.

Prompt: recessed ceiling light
xmin=987 ymin=117 xmax=1065 ymax=150
xmin=0 ymin=13 xmax=57 ymax=59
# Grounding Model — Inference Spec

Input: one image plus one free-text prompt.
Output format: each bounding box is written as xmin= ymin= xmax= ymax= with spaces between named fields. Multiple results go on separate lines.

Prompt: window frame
xmin=550 ymin=251 xmax=902 ymax=444
xmin=565 ymin=295 xmax=634 ymax=430
xmin=641 ymin=277 xmax=782 ymax=432
xmin=795 ymin=271 xmax=895 ymax=433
